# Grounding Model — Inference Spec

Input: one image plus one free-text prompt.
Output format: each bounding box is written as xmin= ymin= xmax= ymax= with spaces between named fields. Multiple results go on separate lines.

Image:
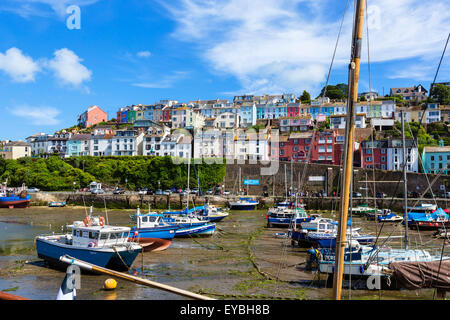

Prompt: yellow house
xmin=0 ymin=141 xmax=31 ymax=159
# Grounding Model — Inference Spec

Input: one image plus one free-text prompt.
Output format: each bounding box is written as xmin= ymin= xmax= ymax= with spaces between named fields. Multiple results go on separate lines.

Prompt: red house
xmin=278 ymin=132 xmax=313 ymax=162
xmin=286 ymin=103 xmax=301 ymax=117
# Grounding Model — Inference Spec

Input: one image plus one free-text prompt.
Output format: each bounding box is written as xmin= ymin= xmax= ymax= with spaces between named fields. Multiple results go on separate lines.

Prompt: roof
xmin=4 ymin=141 xmax=30 ymax=147
xmin=69 ymin=134 xmax=91 ymax=141
xmin=336 ymin=128 xmax=373 ymax=141
xmin=423 ymin=146 xmax=450 ymax=153
xmin=289 ymin=132 xmax=313 ymax=139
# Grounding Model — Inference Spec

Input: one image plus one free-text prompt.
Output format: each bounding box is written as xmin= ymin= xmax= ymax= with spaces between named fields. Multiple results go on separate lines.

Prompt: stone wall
xmin=224 ymin=161 xmax=450 ymax=197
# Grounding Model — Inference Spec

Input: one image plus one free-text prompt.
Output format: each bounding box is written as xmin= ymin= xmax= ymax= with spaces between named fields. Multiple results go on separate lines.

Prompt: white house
xmin=112 ymin=129 xmax=144 ymax=156
xmin=386 ymin=139 xmax=419 ymax=172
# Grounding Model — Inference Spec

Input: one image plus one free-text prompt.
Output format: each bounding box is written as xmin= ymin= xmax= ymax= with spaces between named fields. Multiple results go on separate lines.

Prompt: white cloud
xmin=388 ymin=64 xmax=434 ymax=81
xmin=9 ymin=105 xmax=61 ymax=125
xmin=137 ymin=51 xmax=152 ymax=58
xmin=132 ymin=71 xmax=189 ymax=89
xmin=0 ymin=0 xmax=101 ymax=18
xmin=47 ymin=48 xmax=92 ymax=87
xmin=161 ymin=0 xmax=450 ymax=95
xmin=0 ymin=47 xmax=40 ymax=82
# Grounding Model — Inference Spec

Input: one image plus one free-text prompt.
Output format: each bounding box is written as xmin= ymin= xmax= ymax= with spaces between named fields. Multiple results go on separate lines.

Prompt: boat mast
xmin=332 ymin=0 xmax=365 ymax=300
xmin=401 ymin=110 xmax=408 ymax=251
xmin=187 ymin=154 xmax=190 ymax=212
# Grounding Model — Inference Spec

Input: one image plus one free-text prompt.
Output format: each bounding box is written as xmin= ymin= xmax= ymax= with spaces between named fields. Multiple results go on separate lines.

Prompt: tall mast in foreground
xmin=332 ymin=0 xmax=365 ymax=300
xmin=401 ymin=111 xmax=408 ymax=251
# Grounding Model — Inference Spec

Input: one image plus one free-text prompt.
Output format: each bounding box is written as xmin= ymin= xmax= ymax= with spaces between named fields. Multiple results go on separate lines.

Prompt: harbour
xmin=0 ymin=206 xmax=448 ymax=300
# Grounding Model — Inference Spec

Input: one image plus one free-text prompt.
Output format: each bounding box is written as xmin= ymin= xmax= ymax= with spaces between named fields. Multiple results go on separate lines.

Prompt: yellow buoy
xmin=104 ymin=278 xmax=117 ymax=291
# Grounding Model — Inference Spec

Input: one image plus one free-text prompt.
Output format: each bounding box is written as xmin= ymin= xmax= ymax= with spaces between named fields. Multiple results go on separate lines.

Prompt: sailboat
xmin=228 ymin=167 xmax=259 ymax=210
xmin=267 ymin=164 xmax=309 ymax=227
xmin=162 ymin=155 xmax=216 ymax=237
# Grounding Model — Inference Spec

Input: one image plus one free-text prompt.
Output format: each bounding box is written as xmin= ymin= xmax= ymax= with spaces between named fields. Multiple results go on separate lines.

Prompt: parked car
xmin=223 ymin=191 xmax=230 ymax=196
xmin=113 ymin=188 xmax=125 ymax=194
xmin=163 ymin=189 xmax=172 ymax=195
xmin=146 ymin=189 xmax=155 ymax=195
xmin=190 ymin=188 xmax=199 ymax=195
xmin=138 ymin=188 xmax=148 ymax=195
xmin=206 ymin=189 xmax=213 ymax=195
xmin=408 ymin=191 xmax=420 ymax=198
xmin=26 ymin=187 xmax=40 ymax=193
xmin=91 ymin=189 xmax=105 ymax=194
xmin=352 ymin=192 xmax=362 ymax=198
xmin=156 ymin=189 xmax=163 ymax=195
xmin=376 ymin=192 xmax=387 ymax=198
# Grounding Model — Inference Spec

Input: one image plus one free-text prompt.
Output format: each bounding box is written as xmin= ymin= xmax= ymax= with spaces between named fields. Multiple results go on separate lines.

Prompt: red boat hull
xmin=0 ymin=199 xmax=31 ymax=209
xmin=131 ymin=238 xmax=172 ymax=252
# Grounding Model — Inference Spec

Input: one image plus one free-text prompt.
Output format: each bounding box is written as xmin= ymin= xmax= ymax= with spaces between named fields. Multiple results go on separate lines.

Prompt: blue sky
xmin=0 ymin=0 xmax=449 ymax=140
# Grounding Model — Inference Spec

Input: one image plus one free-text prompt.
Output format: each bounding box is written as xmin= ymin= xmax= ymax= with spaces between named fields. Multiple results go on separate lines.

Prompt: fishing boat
xmin=311 ymin=241 xmax=448 ymax=282
xmin=405 ymin=203 xmax=437 ymax=213
xmin=35 ymin=211 xmax=142 ymax=271
xmin=228 ymin=197 xmax=259 ymax=211
xmin=267 ymin=207 xmax=310 ymax=228
xmin=306 ymin=228 xmax=374 ymax=248
xmin=129 ymin=208 xmax=178 ymax=252
xmin=198 ymin=204 xmax=229 ymax=222
xmin=377 ymin=212 xmax=404 ymax=223
xmin=0 ymin=182 xmax=30 ymax=208
xmin=351 ymin=204 xmax=378 ymax=217
xmin=162 ymin=211 xmax=216 ymax=237
xmin=49 ymin=201 xmax=66 ymax=207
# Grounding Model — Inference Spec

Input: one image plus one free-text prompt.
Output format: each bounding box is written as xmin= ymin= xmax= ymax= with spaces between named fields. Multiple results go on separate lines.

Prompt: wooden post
xmin=60 ymin=256 xmax=214 ymax=300
xmin=332 ymin=0 xmax=366 ymax=301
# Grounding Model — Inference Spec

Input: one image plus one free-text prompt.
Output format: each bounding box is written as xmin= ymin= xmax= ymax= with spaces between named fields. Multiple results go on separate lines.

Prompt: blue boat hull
xmin=230 ymin=204 xmax=256 ymax=211
xmin=0 ymin=195 xmax=31 ymax=208
xmin=268 ymin=217 xmax=310 ymax=227
xmin=311 ymin=236 xmax=375 ymax=248
xmin=36 ymin=238 xmax=140 ymax=271
xmin=203 ymin=215 xmax=228 ymax=222
xmin=130 ymin=226 xmax=177 ymax=241
xmin=175 ymin=223 xmax=216 ymax=237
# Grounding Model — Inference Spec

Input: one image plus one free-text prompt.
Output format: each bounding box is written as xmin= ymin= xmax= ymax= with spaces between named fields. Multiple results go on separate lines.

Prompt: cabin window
xmin=76 ymin=230 xmax=81 ymax=237
xmin=109 ymin=233 xmax=117 ymax=240
xmin=115 ymin=232 xmax=123 ymax=239
xmin=319 ymin=224 xmax=326 ymax=230
xmin=142 ymin=217 xmax=148 ymax=222
xmin=149 ymin=217 xmax=157 ymax=222
xmin=123 ymin=232 xmax=129 ymax=238
xmin=89 ymin=232 xmax=99 ymax=239
xmin=100 ymin=233 xmax=108 ymax=240
xmin=72 ymin=230 xmax=76 ymax=236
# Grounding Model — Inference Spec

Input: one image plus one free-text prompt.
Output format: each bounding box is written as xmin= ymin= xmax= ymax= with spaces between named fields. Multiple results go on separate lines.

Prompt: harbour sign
xmin=243 ymin=179 xmax=260 ymax=186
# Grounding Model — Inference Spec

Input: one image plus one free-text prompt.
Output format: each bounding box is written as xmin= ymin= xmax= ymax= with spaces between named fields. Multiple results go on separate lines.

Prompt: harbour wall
xmin=31 ymin=193 xmax=450 ymax=212
xmin=224 ymin=161 xmax=450 ymax=198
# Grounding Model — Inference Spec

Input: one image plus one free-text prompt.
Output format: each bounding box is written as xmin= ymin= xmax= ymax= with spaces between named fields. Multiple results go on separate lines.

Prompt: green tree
xmin=300 ymin=90 xmax=311 ymax=104
xmin=430 ymin=84 xmax=450 ymax=105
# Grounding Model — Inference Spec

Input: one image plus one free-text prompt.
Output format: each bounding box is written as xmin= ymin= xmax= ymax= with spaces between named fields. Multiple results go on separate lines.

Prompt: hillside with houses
xmin=1 ymin=82 xmax=450 ymax=176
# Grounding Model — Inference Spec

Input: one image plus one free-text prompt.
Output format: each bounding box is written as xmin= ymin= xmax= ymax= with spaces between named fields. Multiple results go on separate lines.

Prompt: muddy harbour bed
xmin=0 ymin=206 xmax=447 ymax=300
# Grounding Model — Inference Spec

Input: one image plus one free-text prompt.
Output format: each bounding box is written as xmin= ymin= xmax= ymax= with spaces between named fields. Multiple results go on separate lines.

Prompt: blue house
xmin=422 ymin=141 xmax=450 ymax=175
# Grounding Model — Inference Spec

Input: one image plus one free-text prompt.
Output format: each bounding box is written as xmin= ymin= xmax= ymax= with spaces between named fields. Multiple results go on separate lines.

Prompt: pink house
xmin=78 ymin=105 xmax=108 ymax=128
